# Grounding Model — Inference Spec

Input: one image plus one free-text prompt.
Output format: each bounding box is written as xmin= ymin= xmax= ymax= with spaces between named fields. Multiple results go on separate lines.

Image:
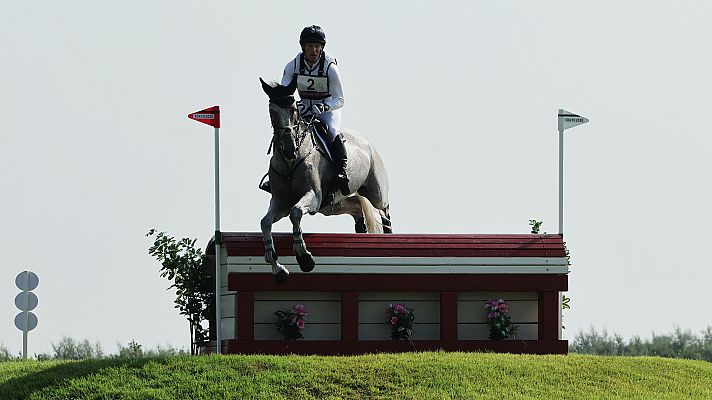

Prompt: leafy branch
xmin=147 ymin=229 xmax=212 ymax=355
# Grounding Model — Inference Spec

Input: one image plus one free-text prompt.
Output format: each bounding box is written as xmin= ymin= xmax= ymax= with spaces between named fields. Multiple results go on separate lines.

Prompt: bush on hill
xmin=571 ymin=326 xmax=712 ymax=362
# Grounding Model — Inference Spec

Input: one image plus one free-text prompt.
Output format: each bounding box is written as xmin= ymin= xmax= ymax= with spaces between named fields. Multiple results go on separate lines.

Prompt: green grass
xmin=1 ymin=352 xmax=711 ymax=399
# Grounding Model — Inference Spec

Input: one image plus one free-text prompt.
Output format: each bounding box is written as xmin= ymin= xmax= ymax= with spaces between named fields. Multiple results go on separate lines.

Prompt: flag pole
xmin=188 ymin=106 xmax=222 ymax=354
xmin=214 ymin=125 xmax=222 ymax=355
xmin=558 ymin=124 xmax=564 ymax=237
xmin=556 ymin=108 xmax=589 ymax=239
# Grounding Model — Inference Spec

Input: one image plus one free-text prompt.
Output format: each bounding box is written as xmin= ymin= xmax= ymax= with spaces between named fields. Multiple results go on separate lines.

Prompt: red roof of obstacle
xmin=206 ymin=232 xmax=566 ymax=258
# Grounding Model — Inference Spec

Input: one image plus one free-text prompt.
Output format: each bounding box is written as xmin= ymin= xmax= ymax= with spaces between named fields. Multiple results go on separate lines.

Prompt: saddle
xmin=307 ymin=120 xmax=348 ymax=208
xmin=309 ymin=120 xmax=333 ymax=161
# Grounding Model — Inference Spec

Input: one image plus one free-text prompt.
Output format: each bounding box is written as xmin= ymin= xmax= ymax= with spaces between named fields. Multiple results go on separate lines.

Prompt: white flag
xmin=558 ymin=109 xmax=589 ymax=131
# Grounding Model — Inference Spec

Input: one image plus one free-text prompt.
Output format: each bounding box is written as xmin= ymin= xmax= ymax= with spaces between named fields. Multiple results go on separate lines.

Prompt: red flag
xmin=188 ymin=106 xmax=220 ymax=128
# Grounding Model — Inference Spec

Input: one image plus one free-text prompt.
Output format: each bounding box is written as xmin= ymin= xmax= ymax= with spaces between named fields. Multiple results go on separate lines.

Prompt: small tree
xmin=147 ymin=229 xmax=212 ymax=355
xmin=51 ymin=336 xmax=104 ymax=360
xmin=116 ymin=340 xmax=144 ymax=358
xmin=0 ymin=343 xmax=15 ymax=361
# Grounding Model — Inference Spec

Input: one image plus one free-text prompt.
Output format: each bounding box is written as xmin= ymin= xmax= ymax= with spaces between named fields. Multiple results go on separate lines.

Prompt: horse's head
xmin=260 ymin=78 xmax=302 ymax=161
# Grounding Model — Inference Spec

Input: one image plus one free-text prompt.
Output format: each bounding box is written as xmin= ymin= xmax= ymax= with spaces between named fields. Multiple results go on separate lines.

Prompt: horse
xmin=259 ymin=78 xmax=392 ymax=284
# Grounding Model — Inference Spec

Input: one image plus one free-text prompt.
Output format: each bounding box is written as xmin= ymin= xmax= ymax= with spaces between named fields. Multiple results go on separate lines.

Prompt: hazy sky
xmin=2 ymin=1 xmax=711 ymax=355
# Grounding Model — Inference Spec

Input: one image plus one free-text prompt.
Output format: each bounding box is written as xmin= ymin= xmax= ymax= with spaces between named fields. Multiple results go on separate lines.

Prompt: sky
xmin=2 ymin=1 xmax=711 ymax=356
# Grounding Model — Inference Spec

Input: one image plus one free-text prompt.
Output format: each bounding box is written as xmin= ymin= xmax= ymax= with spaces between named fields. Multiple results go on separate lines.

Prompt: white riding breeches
xmin=315 ymin=109 xmax=341 ymax=142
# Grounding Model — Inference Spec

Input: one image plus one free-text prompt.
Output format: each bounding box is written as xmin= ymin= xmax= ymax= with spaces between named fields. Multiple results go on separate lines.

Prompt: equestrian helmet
xmin=299 ymin=25 xmax=326 ymax=45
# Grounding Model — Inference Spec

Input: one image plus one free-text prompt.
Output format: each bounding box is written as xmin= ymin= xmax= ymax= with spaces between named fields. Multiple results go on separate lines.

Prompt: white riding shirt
xmin=281 ymin=51 xmax=344 ymax=141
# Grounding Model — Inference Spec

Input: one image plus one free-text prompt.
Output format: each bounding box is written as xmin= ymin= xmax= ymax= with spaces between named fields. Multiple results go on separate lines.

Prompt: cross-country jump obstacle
xmin=203 ymin=232 xmax=568 ymax=355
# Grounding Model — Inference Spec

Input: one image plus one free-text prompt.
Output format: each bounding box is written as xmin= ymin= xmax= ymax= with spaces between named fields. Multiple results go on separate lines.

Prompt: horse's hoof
xmin=274 ymin=270 xmax=289 ymax=285
xmin=296 ymin=252 xmax=315 ymax=272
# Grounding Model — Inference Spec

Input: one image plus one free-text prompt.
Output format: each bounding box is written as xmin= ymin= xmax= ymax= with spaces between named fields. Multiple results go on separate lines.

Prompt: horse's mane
xmin=270 ymin=95 xmax=296 ymax=108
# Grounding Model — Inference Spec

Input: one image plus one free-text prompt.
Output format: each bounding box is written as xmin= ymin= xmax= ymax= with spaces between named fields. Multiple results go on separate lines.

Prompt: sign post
xmin=557 ymin=109 xmax=589 ymax=237
xmin=188 ymin=106 xmax=222 ymax=354
xmin=15 ymin=271 xmax=39 ymax=360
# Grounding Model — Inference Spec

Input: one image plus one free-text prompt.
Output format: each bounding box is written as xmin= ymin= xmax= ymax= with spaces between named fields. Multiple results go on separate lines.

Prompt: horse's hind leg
xmin=290 ymin=190 xmax=322 ymax=272
xmin=360 ymin=147 xmax=392 ymax=233
xmin=381 ymin=206 xmax=392 ymax=234
xmin=261 ymin=200 xmax=290 ymax=284
xmin=320 ymin=196 xmax=367 ymax=233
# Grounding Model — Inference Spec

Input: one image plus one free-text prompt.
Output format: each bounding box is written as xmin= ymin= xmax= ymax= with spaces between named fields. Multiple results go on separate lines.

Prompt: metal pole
xmin=214 ymin=126 xmax=222 ymax=354
xmin=558 ymin=128 xmax=564 ymax=237
xmin=23 ymin=271 xmax=28 ymax=360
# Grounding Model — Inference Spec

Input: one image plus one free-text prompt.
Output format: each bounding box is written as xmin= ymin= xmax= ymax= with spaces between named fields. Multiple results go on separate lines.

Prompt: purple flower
xmin=292 ymin=304 xmax=308 ymax=316
xmin=390 ymin=316 xmax=399 ymax=325
xmin=297 ymin=320 xmax=305 ymax=329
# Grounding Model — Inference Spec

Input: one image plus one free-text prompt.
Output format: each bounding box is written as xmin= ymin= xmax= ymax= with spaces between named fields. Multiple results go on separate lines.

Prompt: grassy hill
xmin=1 ymin=352 xmax=711 ymax=399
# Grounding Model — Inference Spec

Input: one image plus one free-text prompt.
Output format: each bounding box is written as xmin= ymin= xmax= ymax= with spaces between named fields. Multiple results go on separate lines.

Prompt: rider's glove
xmin=310 ymin=103 xmax=329 ymax=115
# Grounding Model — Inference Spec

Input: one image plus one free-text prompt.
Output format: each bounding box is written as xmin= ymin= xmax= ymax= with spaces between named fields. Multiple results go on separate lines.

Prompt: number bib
xmin=296 ymin=74 xmax=329 ymax=100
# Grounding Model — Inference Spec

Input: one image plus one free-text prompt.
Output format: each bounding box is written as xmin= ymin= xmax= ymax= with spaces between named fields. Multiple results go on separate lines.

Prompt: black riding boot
xmin=329 ymin=134 xmax=350 ymax=196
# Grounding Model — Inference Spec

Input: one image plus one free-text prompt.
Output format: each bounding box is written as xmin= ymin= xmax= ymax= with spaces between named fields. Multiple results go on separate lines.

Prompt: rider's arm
xmin=325 ymin=63 xmax=344 ymax=112
xmin=281 ymin=59 xmax=296 ymax=86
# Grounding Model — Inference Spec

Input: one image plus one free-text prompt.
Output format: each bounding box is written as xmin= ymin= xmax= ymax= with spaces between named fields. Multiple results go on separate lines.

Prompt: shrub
xmin=571 ymin=326 xmax=712 ymax=362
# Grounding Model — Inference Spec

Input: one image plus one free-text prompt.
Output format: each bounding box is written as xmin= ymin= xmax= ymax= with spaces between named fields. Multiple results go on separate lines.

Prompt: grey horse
xmin=259 ymin=78 xmax=391 ymax=284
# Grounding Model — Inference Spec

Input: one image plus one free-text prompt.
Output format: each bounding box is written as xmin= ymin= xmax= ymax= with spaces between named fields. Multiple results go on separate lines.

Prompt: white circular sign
xmin=14 ymin=312 xmax=38 ymax=331
xmin=15 ymin=292 xmax=38 ymax=311
xmin=15 ymin=271 xmax=39 ymax=291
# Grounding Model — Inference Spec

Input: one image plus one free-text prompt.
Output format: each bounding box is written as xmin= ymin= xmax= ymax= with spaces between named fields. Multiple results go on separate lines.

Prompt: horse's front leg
xmin=290 ymin=190 xmax=321 ymax=272
xmin=261 ymin=200 xmax=290 ymax=284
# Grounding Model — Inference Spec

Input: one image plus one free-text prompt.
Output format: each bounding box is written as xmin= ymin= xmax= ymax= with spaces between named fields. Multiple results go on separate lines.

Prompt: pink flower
xmin=487 ymin=312 xmax=496 ymax=319
xmin=292 ymin=304 xmax=308 ymax=316
xmin=297 ymin=320 xmax=305 ymax=329
xmin=390 ymin=316 xmax=399 ymax=325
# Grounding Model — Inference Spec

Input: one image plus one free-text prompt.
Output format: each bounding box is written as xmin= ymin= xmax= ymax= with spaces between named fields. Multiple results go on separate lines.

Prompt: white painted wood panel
xmin=359 ymin=301 xmax=440 ymax=323
xmin=359 ymin=292 xmax=439 ymax=301
xmin=458 ymin=300 xmax=538 ymax=323
xmin=229 ymin=256 xmax=567 ymax=266
xmin=221 ymin=317 xmax=235 ymax=340
xmin=458 ymin=292 xmax=538 ymax=301
xmin=226 ymin=263 xmax=568 ymax=274
xmin=255 ymin=323 xmax=340 ymax=340
xmin=221 ymin=294 xmax=235 ymax=318
xmin=359 ymin=323 xmax=440 ymax=340
xmin=458 ymin=323 xmax=538 ymax=340
xmin=254 ymin=301 xmax=340 ymax=324
xmin=254 ymin=291 xmax=340 ymax=301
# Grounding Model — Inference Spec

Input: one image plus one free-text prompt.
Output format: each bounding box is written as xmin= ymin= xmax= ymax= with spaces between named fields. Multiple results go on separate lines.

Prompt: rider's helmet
xmin=299 ymin=25 xmax=326 ymax=45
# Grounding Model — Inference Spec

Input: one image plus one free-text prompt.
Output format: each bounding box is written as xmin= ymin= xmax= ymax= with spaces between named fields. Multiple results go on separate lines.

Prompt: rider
xmin=260 ymin=25 xmax=350 ymax=196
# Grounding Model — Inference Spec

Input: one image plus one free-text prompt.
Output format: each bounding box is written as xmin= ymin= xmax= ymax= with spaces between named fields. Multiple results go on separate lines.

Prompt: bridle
xmin=267 ymin=111 xmax=318 ymax=189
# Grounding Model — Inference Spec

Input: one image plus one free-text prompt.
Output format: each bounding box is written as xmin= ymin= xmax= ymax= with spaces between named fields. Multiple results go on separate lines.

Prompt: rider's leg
xmin=318 ymin=111 xmax=350 ymax=195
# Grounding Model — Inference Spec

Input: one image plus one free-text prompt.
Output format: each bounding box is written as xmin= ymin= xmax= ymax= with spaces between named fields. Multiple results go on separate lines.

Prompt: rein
xmin=268 ymin=118 xmax=318 ymax=189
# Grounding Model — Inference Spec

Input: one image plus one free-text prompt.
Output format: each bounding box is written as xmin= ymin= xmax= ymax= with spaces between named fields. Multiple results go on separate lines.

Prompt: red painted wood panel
xmin=237 ymin=291 xmax=254 ymax=341
xmin=538 ymin=292 xmax=560 ymax=340
xmin=341 ymin=292 xmax=358 ymax=341
xmin=229 ymin=274 xmax=568 ymax=292
xmin=207 ymin=233 xmax=567 ymax=258
xmin=221 ymin=339 xmax=568 ymax=355
xmin=440 ymin=292 xmax=457 ymax=342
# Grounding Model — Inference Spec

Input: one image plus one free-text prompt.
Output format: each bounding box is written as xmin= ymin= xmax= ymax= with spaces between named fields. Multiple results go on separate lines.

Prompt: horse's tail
xmin=356 ymin=195 xmax=384 ymax=233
